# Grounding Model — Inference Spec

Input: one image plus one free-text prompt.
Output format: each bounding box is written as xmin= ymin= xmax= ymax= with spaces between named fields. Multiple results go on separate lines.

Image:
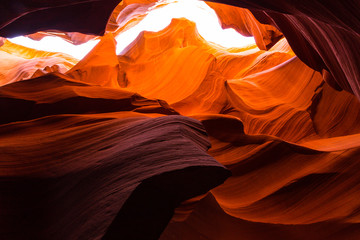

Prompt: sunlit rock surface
xmin=205 ymin=2 xmax=283 ymax=50
xmin=0 ymin=0 xmax=360 ymax=239
xmin=0 ymin=40 xmax=77 ymax=86
xmin=206 ymin=0 xmax=360 ymax=99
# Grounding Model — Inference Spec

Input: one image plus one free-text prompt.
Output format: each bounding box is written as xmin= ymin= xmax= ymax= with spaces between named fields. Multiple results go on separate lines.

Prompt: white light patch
xmin=115 ymin=0 xmax=255 ymax=54
xmin=8 ymin=36 xmax=100 ymax=60
xmin=8 ymin=0 xmax=255 ymax=59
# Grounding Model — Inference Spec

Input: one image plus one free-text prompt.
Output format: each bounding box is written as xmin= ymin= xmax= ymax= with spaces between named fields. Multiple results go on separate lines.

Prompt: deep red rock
xmin=0 ymin=73 xmax=230 ymax=239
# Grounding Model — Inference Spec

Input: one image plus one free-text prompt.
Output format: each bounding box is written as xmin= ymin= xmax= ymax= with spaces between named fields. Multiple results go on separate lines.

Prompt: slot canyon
xmin=0 ymin=0 xmax=360 ymax=239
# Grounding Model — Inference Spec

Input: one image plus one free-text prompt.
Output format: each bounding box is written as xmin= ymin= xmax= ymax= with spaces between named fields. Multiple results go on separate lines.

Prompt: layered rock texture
xmin=1 ymin=0 xmax=360 ymax=239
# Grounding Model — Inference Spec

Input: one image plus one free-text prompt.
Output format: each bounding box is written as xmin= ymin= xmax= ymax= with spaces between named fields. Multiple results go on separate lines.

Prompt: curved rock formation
xmin=0 ymin=40 xmax=77 ymax=86
xmin=0 ymin=71 xmax=230 ymax=239
xmin=0 ymin=0 xmax=120 ymax=37
xmin=0 ymin=0 xmax=360 ymax=240
xmin=205 ymin=2 xmax=283 ymax=50
xmin=206 ymin=0 xmax=360 ymax=100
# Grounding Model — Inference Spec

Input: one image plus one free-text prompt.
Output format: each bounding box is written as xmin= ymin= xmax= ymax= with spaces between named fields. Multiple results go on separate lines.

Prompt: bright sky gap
xmin=9 ymin=0 xmax=255 ymax=60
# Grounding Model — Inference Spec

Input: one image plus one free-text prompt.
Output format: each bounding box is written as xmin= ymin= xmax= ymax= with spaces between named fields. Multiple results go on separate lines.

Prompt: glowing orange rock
xmin=206 ymin=0 xmax=360 ymax=100
xmin=66 ymin=33 xmax=121 ymax=88
xmin=0 ymin=40 xmax=77 ymax=86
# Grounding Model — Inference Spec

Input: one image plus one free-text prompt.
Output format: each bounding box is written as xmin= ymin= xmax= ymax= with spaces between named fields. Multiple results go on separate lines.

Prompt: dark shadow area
xmin=102 ymin=166 xmax=230 ymax=240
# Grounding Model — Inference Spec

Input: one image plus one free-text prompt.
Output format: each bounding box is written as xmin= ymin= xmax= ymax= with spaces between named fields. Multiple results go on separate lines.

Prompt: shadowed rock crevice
xmin=103 ymin=166 xmax=230 ymax=240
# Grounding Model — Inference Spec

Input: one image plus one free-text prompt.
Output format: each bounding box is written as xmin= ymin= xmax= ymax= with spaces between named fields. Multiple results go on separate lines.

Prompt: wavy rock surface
xmin=111 ymin=17 xmax=360 ymax=227
xmin=206 ymin=0 xmax=360 ymax=101
xmin=0 ymin=40 xmax=77 ymax=86
xmin=0 ymin=1 xmax=360 ymax=240
xmin=0 ymin=0 xmax=120 ymax=38
xmin=0 ymin=71 xmax=230 ymax=239
xmin=2 ymin=0 xmax=359 ymax=101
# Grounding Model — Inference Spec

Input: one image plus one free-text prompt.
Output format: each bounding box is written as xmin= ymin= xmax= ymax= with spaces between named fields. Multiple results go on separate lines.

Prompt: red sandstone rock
xmin=0 ymin=71 xmax=229 ymax=239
